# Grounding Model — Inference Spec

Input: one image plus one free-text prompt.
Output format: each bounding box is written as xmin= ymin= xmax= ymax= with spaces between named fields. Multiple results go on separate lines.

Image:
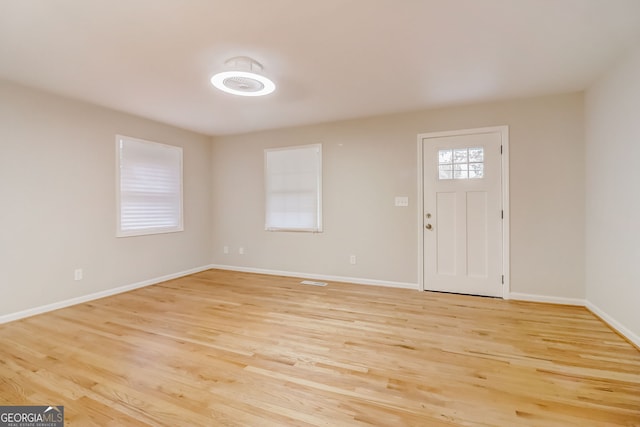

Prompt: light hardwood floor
xmin=1 ymin=269 xmax=639 ymax=426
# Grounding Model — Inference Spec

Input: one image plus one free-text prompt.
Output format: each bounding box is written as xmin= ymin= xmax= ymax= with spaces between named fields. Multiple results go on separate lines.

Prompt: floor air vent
xmin=300 ymin=280 xmax=328 ymax=287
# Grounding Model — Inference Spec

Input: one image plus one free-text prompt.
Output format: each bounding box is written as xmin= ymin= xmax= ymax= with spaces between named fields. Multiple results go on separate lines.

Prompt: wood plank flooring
xmin=1 ymin=269 xmax=639 ymax=426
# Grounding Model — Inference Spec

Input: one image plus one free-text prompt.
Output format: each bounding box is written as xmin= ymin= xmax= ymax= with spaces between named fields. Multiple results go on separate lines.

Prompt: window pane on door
xmin=438 ymin=147 xmax=484 ymax=180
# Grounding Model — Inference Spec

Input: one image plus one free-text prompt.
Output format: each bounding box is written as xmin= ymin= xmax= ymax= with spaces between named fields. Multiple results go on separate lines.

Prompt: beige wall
xmin=0 ymin=81 xmax=587 ymax=319
xmin=585 ymin=43 xmax=640 ymax=343
xmin=211 ymin=93 xmax=585 ymax=298
xmin=0 ymin=81 xmax=212 ymax=317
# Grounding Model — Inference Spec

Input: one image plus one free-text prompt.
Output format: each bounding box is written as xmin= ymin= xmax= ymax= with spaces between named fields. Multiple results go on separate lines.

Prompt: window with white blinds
xmin=116 ymin=135 xmax=183 ymax=237
xmin=265 ymin=144 xmax=322 ymax=232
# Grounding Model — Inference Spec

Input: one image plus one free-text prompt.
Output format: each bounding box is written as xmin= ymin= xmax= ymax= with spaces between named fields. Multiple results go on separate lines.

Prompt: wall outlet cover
xmin=395 ymin=196 xmax=409 ymax=207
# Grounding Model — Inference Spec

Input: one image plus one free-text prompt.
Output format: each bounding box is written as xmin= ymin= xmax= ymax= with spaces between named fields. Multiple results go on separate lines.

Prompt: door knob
xmin=425 ymin=224 xmax=432 ymax=230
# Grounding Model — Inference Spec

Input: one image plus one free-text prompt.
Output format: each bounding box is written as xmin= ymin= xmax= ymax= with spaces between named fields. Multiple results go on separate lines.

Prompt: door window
xmin=438 ymin=147 xmax=484 ymax=180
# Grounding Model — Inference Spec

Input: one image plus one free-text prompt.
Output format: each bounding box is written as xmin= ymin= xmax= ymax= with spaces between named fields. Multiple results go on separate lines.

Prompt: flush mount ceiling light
xmin=210 ymin=56 xmax=276 ymax=97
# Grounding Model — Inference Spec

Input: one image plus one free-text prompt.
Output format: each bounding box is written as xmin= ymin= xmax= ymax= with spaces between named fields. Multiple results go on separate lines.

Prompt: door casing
xmin=417 ymin=126 xmax=510 ymax=297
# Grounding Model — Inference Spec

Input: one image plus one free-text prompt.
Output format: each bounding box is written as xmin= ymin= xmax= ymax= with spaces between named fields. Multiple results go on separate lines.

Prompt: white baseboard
xmin=0 ymin=265 xmax=211 ymax=325
xmin=4 ymin=264 xmax=637 ymax=350
xmin=208 ymin=264 xmax=418 ymax=290
xmin=585 ymin=301 xmax=640 ymax=349
xmin=508 ymin=292 xmax=586 ymax=306
xmin=509 ymin=292 xmax=639 ymax=348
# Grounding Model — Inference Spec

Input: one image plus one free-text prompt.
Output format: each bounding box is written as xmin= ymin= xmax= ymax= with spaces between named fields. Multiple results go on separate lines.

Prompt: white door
xmin=422 ymin=130 xmax=504 ymax=297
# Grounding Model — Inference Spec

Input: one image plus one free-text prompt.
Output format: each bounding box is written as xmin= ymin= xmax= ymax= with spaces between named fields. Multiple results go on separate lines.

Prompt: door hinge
xmin=501 ymin=275 xmax=504 ymax=284
xmin=500 ymin=145 xmax=503 ymax=154
xmin=501 ymin=210 xmax=504 ymax=219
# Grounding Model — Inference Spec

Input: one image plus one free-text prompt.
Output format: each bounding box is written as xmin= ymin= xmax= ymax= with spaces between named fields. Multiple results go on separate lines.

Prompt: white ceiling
xmin=1 ymin=0 xmax=640 ymax=136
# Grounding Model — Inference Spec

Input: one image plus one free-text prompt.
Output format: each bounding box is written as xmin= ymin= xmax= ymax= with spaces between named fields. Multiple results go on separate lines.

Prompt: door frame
xmin=416 ymin=126 xmax=510 ymax=297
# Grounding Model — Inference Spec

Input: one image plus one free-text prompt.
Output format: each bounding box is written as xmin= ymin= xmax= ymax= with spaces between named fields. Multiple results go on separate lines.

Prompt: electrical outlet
xmin=74 ymin=269 xmax=83 ymax=281
xmin=223 ymin=246 xmax=229 ymax=254
xmin=350 ymin=255 xmax=357 ymax=265
xmin=239 ymin=247 xmax=245 ymax=255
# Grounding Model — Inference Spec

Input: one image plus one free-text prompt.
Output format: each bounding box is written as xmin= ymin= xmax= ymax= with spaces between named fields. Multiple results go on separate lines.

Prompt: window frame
xmin=115 ymin=135 xmax=184 ymax=238
xmin=438 ymin=146 xmax=485 ymax=180
xmin=264 ymin=143 xmax=323 ymax=233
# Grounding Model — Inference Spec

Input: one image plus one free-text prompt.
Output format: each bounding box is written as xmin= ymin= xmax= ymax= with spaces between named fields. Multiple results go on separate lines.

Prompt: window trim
xmin=264 ymin=143 xmax=323 ymax=233
xmin=115 ymin=135 xmax=184 ymax=238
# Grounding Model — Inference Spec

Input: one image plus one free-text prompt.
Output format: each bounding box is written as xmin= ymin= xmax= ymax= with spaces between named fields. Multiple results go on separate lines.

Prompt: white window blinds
xmin=265 ymin=144 xmax=322 ymax=232
xmin=116 ymin=135 xmax=183 ymax=237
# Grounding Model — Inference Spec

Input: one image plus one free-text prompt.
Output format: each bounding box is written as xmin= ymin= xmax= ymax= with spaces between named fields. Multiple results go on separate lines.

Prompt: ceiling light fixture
xmin=210 ymin=56 xmax=276 ymax=97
